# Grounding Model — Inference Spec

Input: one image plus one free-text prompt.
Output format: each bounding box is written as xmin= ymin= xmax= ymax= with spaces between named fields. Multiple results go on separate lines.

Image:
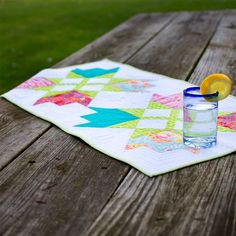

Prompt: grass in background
xmin=0 ymin=0 xmax=235 ymax=93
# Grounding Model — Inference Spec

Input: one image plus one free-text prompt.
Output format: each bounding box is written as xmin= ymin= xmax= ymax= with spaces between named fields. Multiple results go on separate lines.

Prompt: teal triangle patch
xmin=75 ymin=107 xmax=139 ymax=128
xmin=71 ymin=67 xmax=119 ymax=78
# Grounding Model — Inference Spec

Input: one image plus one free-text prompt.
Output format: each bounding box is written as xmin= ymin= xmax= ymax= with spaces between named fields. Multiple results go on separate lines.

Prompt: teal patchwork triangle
xmin=72 ymin=67 xmax=119 ymax=78
xmin=75 ymin=107 xmax=139 ymax=128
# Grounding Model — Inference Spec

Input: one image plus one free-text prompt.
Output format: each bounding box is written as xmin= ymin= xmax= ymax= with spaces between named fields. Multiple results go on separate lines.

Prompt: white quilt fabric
xmin=3 ymin=59 xmax=236 ymax=176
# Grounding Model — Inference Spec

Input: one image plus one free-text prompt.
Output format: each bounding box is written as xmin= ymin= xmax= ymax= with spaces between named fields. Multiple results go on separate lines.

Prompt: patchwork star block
xmin=17 ymin=77 xmax=55 ymax=89
xmin=4 ymin=59 xmax=236 ymax=177
xmin=75 ymin=107 xmax=139 ymax=128
xmin=34 ymin=90 xmax=92 ymax=106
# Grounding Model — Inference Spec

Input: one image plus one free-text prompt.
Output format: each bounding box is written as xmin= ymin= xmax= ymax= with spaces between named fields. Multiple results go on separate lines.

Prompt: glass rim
xmin=183 ymin=87 xmax=219 ymax=98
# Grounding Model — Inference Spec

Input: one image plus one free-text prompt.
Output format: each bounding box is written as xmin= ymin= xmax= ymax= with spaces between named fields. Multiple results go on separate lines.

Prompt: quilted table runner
xmin=3 ymin=59 xmax=236 ymax=176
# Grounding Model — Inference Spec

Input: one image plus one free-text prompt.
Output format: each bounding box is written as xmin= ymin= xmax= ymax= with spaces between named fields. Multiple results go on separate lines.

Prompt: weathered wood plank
xmin=54 ymin=13 xmax=177 ymax=67
xmin=0 ymin=13 xmax=175 ymax=170
xmin=86 ymin=11 xmax=236 ymax=236
xmin=219 ymin=10 xmax=236 ymax=29
xmin=0 ymin=13 xmax=177 ymax=236
xmin=0 ymin=11 xmax=223 ymax=236
xmin=128 ymin=11 xmax=223 ymax=79
xmin=0 ymin=127 xmax=129 ymax=236
xmin=87 ymin=159 xmax=235 ymax=236
xmin=0 ymin=99 xmax=51 ymax=169
xmin=190 ymin=11 xmax=236 ymax=88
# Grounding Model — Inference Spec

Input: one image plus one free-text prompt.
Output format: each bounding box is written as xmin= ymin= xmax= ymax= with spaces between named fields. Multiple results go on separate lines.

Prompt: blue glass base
xmin=183 ymin=136 xmax=217 ymax=149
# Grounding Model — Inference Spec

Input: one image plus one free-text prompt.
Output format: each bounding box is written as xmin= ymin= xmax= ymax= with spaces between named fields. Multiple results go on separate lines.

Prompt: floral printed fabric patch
xmin=2 ymin=59 xmax=236 ymax=176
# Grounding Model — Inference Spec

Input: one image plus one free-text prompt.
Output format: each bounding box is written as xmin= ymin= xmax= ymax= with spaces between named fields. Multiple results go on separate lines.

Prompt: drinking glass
xmin=183 ymin=87 xmax=218 ymax=148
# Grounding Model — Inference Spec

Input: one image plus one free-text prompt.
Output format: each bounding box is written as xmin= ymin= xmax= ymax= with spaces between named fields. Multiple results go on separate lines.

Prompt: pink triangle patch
xmin=17 ymin=77 xmax=54 ymax=89
xmin=218 ymin=112 xmax=236 ymax=131
xmin=34 ymin=90 xmax=92 ymax=106
xmin=151 ymin=93 xmax=183 ymax=109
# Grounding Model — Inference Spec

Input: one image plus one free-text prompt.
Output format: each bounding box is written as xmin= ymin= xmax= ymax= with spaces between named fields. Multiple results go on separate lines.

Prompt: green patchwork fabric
xmin=4 ymin=59 xmax=236 ymax=177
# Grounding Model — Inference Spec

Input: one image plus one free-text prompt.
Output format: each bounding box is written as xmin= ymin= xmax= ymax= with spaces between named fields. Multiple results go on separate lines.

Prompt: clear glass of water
xmin=183 ymin=87 xmax=219 ymax=148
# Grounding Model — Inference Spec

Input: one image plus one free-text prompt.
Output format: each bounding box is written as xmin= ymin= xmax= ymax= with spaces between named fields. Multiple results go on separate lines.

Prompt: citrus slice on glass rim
xmin=200 ymin=73 xmax=232 ymax=101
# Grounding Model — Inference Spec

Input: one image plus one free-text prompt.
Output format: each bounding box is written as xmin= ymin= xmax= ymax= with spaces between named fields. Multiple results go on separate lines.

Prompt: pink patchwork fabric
xmin=218 ymin=112 xmax=236 ymax=131
xmin=34 ymin=90 xmax=92 ymax=106
xmin=152 ymin=93 xmax=182 ymax=109
xmin=3 ymin=59 xmax=236 ymax=177
xmin=17 ymin=77 xmax=54 ymax=89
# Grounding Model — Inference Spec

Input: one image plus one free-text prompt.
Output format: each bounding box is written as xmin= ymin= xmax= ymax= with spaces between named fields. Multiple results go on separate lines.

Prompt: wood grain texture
xmin=0 ymin=98 xmax=50 ymax=169
xmin=86 ymin=11 xmax=236 ymax=236
xmin=87 ymin=160 xmax=235 ymax=236
xmin=0 ymin=13 xmax=177 ymax=236
xmin=1 ymin=11 xmax=234 ymax=236
xmin=0 ymin=127 xmax=129 ymax=236
xmin=54 ymin=13 xmax=177 ymax=67
xmin=190 ymin=10 xmax=236 ymax=88
xmin=0 ymin=13 xmax=175 ymax=171
xmin=128 ymin=11 xmax=223 ymax=79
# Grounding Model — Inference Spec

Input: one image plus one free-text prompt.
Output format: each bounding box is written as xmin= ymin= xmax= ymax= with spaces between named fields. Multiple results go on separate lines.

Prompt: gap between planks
xmin=0 ymin=14 xmax=179 ymax=236
xmin=85 ymin=11 xmax=236 ymax=236
xmin=1 ymin=11 xmax=234 ymax=236
xmin=0 ymin=11 xmax=227 ymax=236
xmin=0 ymin=12 xmax=177 ymax=172
xmin=0 ymin=12 xmax=229 ymax=236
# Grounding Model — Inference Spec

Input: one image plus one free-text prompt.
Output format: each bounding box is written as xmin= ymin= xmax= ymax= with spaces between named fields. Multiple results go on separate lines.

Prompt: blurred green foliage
xmin=0 ymin=0 xmax=235 ymax=93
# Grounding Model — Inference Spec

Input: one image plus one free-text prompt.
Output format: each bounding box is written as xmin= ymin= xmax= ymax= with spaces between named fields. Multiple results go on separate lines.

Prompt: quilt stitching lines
xmin=17 ymin=66 xmax=236 ymax=155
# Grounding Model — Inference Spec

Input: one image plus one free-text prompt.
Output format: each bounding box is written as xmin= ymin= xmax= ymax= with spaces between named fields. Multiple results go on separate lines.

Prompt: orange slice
xmin=200 ymin=73 xmax=232 ymax=101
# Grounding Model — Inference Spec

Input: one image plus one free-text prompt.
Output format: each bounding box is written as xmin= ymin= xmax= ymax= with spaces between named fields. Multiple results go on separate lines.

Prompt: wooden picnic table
xmin=0 ymin=10 xmax=236 ymax=236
